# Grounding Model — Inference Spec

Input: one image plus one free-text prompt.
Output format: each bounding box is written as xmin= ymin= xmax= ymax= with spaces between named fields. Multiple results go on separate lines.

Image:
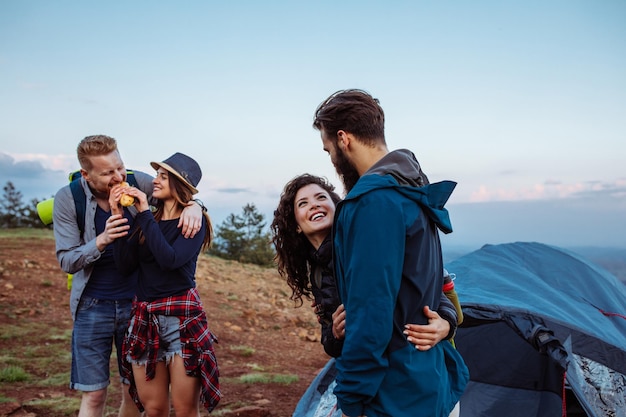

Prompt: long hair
xmin=270 ymin=174 xmax=341 ymax=305
xmin=139 ymin=175 xmax=213 ymax=250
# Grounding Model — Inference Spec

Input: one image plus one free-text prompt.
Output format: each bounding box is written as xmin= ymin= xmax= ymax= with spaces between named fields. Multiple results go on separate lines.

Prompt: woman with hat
xmin=109 ymin=152 xmax=220 ymax=417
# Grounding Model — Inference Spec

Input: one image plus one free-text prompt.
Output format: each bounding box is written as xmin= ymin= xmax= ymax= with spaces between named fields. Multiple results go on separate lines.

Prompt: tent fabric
xmin=450 ymin=242 xmax=626 ymax=417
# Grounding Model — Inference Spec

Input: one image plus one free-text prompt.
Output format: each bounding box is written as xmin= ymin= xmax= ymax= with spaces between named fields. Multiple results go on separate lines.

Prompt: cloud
xmin=497 ymin=169 xmax=519 ymax=176
xmin=0 ymin=152 xmax=69 ymax=201
xmin=469 ymin=178 xmax=626 ymax=203
xmin=3 ymin=152 xmax=76 ymax=172
xmin=0 ymin=153 xmax=49 ymax=179
xmin=215 ymin=187 xmax=251 ymax=194
xmin=66 ymin=96 xmax=99 ymax=105
xmin=571 ymin=178 xmax=626 ymax=200
xmin=446 ymin=196 xmax=626 ymax=249
xmin=19 ymin=81 xmax=46 ymax=91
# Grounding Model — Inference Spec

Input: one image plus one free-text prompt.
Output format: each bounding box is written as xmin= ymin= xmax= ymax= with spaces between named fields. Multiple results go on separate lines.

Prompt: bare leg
xmin=118 ymin=383 xmax=142 ymax=417
xmin=132 ymin=362 xmax=170 ymax=417
xmin=78 ymin=388 xmax=107 ymax=417
xmin=169 ymin=355 xmax=201 ymax=417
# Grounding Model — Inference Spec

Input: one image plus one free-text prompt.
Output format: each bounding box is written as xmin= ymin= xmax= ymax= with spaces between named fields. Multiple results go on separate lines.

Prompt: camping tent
xmin=450 ymin=242 xmax=626 ymax=417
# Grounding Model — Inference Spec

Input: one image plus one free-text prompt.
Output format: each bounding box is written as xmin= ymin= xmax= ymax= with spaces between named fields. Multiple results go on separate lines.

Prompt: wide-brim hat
xmin=151 ymin=152 xmax=201 ymax=194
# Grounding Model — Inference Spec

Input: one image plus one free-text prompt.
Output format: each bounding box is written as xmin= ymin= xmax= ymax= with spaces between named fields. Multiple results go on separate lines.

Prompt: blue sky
xmin=1 ymin=1 xmax=625 ymax=249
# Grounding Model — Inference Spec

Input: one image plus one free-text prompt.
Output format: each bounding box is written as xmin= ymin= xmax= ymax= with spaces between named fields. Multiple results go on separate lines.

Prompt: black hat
xmin=151 ymin=152 xmax=202 ymax=194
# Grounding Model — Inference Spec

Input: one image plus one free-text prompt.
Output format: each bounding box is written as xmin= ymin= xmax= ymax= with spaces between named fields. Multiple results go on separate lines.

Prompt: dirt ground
xmin=0 ymin=233 xmax=329 ymax=417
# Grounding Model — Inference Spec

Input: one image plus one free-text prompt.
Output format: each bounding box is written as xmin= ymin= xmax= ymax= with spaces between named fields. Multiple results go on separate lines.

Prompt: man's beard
xmin=334 ymin=146 xmax=360 ymax=194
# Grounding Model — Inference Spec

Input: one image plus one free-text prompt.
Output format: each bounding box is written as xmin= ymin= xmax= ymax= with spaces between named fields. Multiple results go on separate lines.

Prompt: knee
xmin=83 ymin=389 xmax=107 ymax=407
xmin=171 ymin=402 xmax=199 ymax=417
xmin=143 ymin=405 xmax=170 ymax=417
xmin=172 ymin=407 xmax=199 ymax=417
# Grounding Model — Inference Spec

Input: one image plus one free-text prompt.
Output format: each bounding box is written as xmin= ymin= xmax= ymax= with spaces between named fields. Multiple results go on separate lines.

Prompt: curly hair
xmin=270 ymin=174 xmax=342 ymax=305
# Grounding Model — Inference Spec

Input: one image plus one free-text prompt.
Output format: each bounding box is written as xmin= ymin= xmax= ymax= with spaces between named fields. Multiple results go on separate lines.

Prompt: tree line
xmin=0 ymin=181 xmax=275 ymax=267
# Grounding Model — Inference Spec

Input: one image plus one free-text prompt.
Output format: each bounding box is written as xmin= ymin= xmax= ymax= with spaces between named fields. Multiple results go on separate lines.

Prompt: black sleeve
xmin=112 ymin=210 xmax=140 ymax=276
xmin=321 ymin=320 xmax=344 ymax=358
xmin=438 ymin=291 xmax=458 ymax=340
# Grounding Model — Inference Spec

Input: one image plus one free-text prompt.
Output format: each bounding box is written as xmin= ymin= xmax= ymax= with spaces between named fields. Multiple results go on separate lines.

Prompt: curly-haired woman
xmin=271 ymin=173 xmax=459 ymax=358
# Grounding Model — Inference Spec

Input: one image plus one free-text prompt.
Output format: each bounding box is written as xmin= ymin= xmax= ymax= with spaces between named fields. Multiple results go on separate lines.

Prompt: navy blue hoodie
xmin=332 ymin=149 xmax=469 ymax=417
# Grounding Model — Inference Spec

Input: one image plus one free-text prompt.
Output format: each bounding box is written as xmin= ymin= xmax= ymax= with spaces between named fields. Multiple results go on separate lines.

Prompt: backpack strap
xmin=69 ymin=177 xmax=86 ymax=237
xmin=125 ymin=171 xmax=139 ymax=188
xmin=67 ymin=169 xmax=137 ymax=237
xmin=68 ymin=170 xmax=82 ymax=182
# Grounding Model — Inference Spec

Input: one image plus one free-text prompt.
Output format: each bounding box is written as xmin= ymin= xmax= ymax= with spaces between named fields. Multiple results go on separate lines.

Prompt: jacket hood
xmin=367 ymin=149 xmax=430 ymax=187
xmin=343 ymin=150 xmax=456 ymax=234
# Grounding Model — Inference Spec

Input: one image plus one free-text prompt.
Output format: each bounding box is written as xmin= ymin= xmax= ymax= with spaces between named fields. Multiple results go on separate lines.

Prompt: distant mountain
xmin=446 ymin=199 xmax=626 ymax=249
xmin=443 ymin=245 xmax=476 ymax=264
xmin=567 ymin=246 xmax=626 ymax=284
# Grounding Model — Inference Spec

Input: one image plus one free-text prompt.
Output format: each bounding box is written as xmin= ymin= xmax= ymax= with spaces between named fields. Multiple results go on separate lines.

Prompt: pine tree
xmin=23 ymin=198 xmax=50 ymax=228
xmin=211 ymin=203 xmax=275 ymax=266
xmin=0 ymin=182 xmax=26 ymax=228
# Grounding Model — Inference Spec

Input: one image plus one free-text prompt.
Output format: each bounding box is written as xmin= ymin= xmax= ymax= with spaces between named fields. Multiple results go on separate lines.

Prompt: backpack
xmin=36 ymin=170 xmax=139 ymax=290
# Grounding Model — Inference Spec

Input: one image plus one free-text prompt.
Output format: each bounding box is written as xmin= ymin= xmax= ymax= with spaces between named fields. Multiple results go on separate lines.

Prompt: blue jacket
xmin=332 ymin=150 xmax=469 ymax=417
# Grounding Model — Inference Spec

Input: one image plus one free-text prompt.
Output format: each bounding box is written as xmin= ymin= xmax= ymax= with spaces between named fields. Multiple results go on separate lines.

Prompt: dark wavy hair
xmin=312 ymin=89 xmax=386 ymax=146
xmin=270 ymin=174 xmax=342 ymax=305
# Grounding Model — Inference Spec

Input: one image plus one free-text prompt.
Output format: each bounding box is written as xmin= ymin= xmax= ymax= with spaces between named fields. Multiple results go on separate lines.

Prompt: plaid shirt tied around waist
xmin=122 ymin=287 xmax=221 ymax=413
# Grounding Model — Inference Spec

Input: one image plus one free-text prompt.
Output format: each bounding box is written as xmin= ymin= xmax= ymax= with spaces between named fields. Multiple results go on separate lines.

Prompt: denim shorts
xmin=70 ymin=296 xmax=133 ymax=391
xmin=127 ymin=314 xmax=182 ymax=365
